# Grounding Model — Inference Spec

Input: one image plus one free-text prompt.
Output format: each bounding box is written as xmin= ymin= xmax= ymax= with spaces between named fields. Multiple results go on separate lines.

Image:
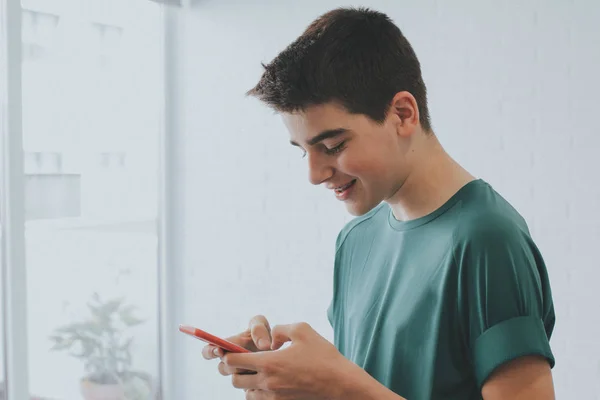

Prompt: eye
xmin=325 ymin=141 xmax=346 ymax=155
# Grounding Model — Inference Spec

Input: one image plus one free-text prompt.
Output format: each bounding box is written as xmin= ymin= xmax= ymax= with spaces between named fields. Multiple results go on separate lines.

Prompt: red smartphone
xmin=179 ymin=324 xmax=251 ymax=353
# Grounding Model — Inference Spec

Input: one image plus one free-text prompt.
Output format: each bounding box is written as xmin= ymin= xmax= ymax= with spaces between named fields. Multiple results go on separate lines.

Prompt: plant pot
xmin=80 ymin=379 xmax=125 ymax=400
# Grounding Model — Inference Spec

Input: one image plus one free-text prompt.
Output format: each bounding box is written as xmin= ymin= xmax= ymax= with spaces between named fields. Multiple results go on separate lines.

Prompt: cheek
xmin=336 ymin=152 xmax=365 ymax=177
xmin=337 ymin=154 xmax=386 ymax=183
xmin=336 ymin=136 xmax=399 ymax=183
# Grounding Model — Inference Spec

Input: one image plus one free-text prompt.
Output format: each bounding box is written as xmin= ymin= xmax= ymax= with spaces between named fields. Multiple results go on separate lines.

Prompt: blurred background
xmin=1 ymin=0 xmax=599 ymax=399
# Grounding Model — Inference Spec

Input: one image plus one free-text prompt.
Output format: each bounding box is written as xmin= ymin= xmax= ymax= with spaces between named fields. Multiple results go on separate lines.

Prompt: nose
xmin=307 ymin=152 xmax=334 ymax=186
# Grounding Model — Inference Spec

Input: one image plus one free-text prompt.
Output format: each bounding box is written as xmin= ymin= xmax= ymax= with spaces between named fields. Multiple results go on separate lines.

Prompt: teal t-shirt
xmin=327 ymin=179 xmax=555 ymax=400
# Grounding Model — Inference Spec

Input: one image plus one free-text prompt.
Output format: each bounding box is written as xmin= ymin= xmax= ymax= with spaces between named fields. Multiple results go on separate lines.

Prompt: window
xmin=0 ymin=229 xmax=5 ymax=398
xmin=25 ymin=174 xmax=81 ymax=220
xmin=21 ymin=9 xmax=59 ymax=62
xmin=2 ymin=0 xmax=165 ymax=398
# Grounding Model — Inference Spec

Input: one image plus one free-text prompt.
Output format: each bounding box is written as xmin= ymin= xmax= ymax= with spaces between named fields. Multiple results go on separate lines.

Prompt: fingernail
xmin=259 ymin=339 xmax=270 ymax=349
xmin=213 ymin=348 xmax=221 ymax=357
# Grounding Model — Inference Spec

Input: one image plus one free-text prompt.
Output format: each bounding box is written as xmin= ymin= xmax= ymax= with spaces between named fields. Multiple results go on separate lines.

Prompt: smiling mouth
xmin=334 ymin=180 xmax=356 ymax=193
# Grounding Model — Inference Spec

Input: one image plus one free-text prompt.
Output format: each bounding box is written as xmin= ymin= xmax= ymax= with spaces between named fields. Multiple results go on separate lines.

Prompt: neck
xmin=387 ymin=135 xmax=476 ymax=222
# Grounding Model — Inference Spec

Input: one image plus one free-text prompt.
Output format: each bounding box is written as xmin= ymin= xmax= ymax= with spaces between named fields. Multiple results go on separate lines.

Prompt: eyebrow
xmin=290 ymin=128 xmax=348 ymax=147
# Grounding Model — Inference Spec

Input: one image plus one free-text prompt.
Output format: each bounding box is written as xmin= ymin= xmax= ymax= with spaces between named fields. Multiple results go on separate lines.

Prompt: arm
xmin=456 ymin=214 xmax=556 ymax=399
xmin=336 ymin=361 xmax=407 ymax=400
xmin=337 ymin=345 xmax=555 ymax=400
xmin=482 ymin=355 xmax=555 ymax=400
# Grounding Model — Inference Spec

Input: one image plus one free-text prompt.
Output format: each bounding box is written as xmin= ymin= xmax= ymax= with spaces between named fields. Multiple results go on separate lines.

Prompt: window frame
xmin=1 ymin=1 xmax=29 ymax=399
xmin=157 ymin=5 xmax=185 ymax=399
xmin=0 ymin=1 xmax=172 ymax=398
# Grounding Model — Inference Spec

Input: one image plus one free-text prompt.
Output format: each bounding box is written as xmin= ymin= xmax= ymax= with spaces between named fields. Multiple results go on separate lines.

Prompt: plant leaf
xmin=121 ymin=337 xmax=134 ymax=351
xmin=48 ymin=334 xmax=64 ymax=343
xmin=92 ymin=292 xmax=101 ymax=303
xmin=119 ymin=307 xmax=145 ymax=326
xmin=50 ymin=337 xmax=74 ymax=351
xmin=102 ymin=298 xmax=124 ymax=315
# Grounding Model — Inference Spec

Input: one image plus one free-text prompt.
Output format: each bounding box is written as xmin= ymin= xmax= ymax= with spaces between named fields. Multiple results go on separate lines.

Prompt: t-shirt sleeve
xmin=454 ymin=215 xmax=555 ymax=389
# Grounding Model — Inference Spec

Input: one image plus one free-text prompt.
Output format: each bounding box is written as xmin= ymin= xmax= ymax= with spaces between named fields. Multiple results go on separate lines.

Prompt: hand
xmin=222 ymin=322 xmax=352 ymax=400
xmin=202 ymin=315 xmax=273 ymax=375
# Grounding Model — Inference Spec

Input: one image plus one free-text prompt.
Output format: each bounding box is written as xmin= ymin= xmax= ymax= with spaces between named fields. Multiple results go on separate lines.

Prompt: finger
xmin=218 ymin=361 xmax=230 ymax=376
xmin=218 ymin=361 xmax=245 ymax=376
xmin=270 ymin=322 xmax=308 ymax=350
xmin=202 ymin=345 xmax=223 ymax=360
xmin=231 ymin=371 xmax=263 ymax=390
xmin=269 ymin=324 xmax=291 ymax=350
xmin=249 ymin=315 xmax=272 ymax=351
xmin=218 ymin=360 xmax=256 ymax=376
xmin=220 ymin=332 xmax=258 ymax=354
xmin=223 ymin=352 xmax=264 ymax=371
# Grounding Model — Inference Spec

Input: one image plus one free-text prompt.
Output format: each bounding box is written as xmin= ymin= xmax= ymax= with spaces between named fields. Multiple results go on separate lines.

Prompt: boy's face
xmin=282 ymin=102 xmax=410 ymax=216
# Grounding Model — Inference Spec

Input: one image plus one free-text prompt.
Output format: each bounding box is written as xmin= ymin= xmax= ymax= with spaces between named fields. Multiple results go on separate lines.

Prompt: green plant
xmin=49 ymin=293 xmax=150 ymax=388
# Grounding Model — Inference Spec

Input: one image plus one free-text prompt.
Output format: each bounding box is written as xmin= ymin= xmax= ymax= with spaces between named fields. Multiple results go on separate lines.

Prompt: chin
xmin=345 ymin=201 xmax=378 ymax=217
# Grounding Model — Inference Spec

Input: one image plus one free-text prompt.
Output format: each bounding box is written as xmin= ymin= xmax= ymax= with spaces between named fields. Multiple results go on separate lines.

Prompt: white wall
xmin=170 ymin=1 xmax=600 ymax=398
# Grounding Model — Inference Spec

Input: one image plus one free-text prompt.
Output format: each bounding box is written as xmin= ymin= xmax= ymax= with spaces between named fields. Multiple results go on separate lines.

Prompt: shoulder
xmin=450 ymin=186 xmax=545 ymax=282
xmin=452 ymin=183 xmax=531 ymax=250
xmin=335 ymin=202 xmax=388 ymax=253
xmin=454 ymin=210 xmax=529 ymax=248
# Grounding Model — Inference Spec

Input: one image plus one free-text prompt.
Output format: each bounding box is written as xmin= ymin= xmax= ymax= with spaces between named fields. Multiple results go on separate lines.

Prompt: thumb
xmin=270 ymin=322 xmax=310 ymax=350
xmin=249 ymin=315 xmax=272 ymax=351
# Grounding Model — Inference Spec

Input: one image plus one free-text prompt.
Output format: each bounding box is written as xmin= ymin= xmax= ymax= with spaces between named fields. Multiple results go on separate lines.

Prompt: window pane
xmin=0 ymin=229 xmax=5 ymax=398
xmin=21 ymin=0 xmax=163 ymax=398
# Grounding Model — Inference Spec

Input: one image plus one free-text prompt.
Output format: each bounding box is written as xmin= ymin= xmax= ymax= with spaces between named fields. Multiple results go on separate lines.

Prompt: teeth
xmin=335 ymin=181 xmax=354 ymax=193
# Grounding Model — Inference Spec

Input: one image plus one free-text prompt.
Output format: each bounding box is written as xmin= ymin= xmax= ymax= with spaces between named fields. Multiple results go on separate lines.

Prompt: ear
xmin=388 ymin=91 xmax=420 ymax=137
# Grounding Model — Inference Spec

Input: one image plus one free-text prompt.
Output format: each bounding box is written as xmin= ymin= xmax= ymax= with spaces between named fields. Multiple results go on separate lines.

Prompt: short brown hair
xmin=247 ymin=7 xmax=432 ymax=132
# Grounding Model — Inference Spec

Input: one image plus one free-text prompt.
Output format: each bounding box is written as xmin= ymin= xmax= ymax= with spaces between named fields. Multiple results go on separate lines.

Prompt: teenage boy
xmin=202 ymin=7 xmax=555 ymax=400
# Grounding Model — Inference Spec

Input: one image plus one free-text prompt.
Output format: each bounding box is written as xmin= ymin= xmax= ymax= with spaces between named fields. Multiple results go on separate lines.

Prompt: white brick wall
xmin=171 ymin=1 xmax=600 ymax=398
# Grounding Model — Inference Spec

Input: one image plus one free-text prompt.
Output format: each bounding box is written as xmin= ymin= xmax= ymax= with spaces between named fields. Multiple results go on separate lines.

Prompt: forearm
xmin=334 ymin=361 xmax=407 ymax=400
